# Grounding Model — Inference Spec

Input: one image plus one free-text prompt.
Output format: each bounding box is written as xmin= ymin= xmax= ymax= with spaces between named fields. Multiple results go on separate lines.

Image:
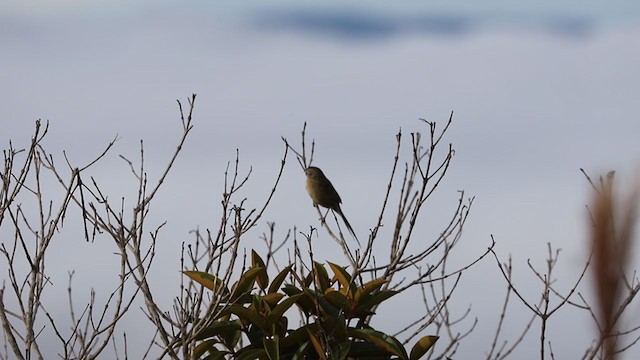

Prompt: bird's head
xmin=304 ymin=166 xmax=324 ymax=179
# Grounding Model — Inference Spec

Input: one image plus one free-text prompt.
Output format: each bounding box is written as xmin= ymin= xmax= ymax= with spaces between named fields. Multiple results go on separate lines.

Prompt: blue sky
xmin=2 ymin=1 xmax=640 ymax=359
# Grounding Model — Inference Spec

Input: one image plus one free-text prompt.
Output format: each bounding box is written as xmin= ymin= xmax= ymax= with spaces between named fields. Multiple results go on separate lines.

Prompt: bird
xmin=304 ymin=166 xmax=360 ymax=245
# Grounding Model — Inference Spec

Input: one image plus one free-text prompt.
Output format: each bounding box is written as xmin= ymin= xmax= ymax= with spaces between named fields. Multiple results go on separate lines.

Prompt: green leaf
xmin=194 ymin=321 xmax=242 ymax=341
xmin=348 ymin=341 xmax=392 ymax=358
xmin=251 ymin=294 xmax=263 ymax=312
xmin=288 ymin=286 xmax=339 ymax=318
xmin=183 ymin=271 xmax=229 ymax=293
xmin=348 ymin=328 xmax=408 ymax=360
xmin=280 ymin=324 xmax=318 ymax=348
xmin=290 ymin=341 xmax=311 ymax=360
xmin=269 ymin=265 xmax=292 ymax=294
xmin=320 ymin=312 xmax=347 ymax=340
xmin=303 ymin=271 xmax=314 ymax=287
xmin=354 ymin=278 xmax=388 ymax=303
xmin=264 ymin=336 xmax=280 ymax=360
xmin=266 ymin=293 xmax=305 ymax=327
xmin=281 ymin=284 xmax=302 ymax=296
xmin=324 ymin=290 xmax=350 ymax=313
xmin=314 ymin=262 xmax=331 ymax=291
xmin=222 ymin=321 xmax=242 ymax=348
xmin=251 ymin=250 xmax=269 ymax=290
xmin=236 ymin=348 xmax=267 ymax=360
xmin=262 ymin=292 xmax=285 ymax=308
xmin=306 ymin=328 xmax=328 ymax=360
xmin=225 ymin=304 xmax=266 ymax=329
xmin=191 ymin=339 xmax=217 ymax=360
xmin=231 ymin=267 xmax=264 ymax=300
xmin=330 ymin=341 xmax=351 ymax=360
xmin=328 ymin=263 xmax=355 ymax=296
xmin=201 ymin=351 xmax=227 ymax=360
xmin=247 ymin=323 xmax=266 ymax=346
xmin=282 ymin=285 xmax=315 ymax=315
xmin=409 ymin=335 xmax=439 ymax=360
xmin=234 ymin=293 xmax=254 ymax=305
xmin=275 ymin=316 xmax=288 ymax=338
xmin=355 ymin=290 xmax=399 ymax=315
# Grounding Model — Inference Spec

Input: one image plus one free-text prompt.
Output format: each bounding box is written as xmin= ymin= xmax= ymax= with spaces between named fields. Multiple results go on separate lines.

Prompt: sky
xmin=2 ymin=1 xmax=640 ymax=359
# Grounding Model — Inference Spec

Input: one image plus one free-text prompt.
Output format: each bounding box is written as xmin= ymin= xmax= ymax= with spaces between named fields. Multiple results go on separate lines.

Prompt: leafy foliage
xmin=183 ymin=250 xmax=438 ymax=359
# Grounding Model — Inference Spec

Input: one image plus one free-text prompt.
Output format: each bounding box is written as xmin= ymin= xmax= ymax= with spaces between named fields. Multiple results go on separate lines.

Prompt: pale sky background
xmin=2 ymin=0 xmax=640 ymax=359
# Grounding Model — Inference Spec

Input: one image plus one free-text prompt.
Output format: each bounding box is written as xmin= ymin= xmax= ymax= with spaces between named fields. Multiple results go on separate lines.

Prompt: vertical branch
xmin=588 ymin=171 xmax=638 ymax=359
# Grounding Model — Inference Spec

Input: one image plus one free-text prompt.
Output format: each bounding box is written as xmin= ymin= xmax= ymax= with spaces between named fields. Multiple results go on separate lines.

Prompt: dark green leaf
xmin=266 ymin=293 xmax=305 ymax=327
xmin=231 ymin=267 xmax=264 ymax=300
xmin=355 ymin=290 xmax=399 ymax=315
xmin=354 ymin=278 xmax=388 ymax=303
xmin=262 ymin=293 xmax=285 ymax=308
xmin=191 ymin=339 xmax=217 ymax=360
xmin=236 ymin=348 xmax=267 ymax=360
xmin=324 ymin=290 xmax=350 ymax=313
xmin=314 ymin=261 xmax=331 ymax=291
xmin=264 ymin=336 xmax=280 ymax=360
xmin=330 ymin=341 xmax=351 ymax=360
xmin=348 ymin=328 xmax=408 ymax=360
xmin=269 ymin=265 xmax=293 ymax=294
xmin=225 ymin=304 xmax=265 ymax=329
xmin=194 ymin=321 xmax=242 ymax=341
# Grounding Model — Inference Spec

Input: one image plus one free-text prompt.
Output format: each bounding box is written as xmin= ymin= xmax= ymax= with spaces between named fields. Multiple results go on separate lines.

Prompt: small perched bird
xmin=304 ymin=166 xmax=359 ymax=245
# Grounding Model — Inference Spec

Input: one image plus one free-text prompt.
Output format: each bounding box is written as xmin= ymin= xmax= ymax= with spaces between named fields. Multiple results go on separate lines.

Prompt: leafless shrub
xmin=582 ymin=170 xmax=639 ymax=360
xmin=3 ymin=97 xmax=637 ymax=360
xmin=282 ymin=115 xmax=494 ymax=359
xmin=488 ymin=170 xmax=640 ymax=360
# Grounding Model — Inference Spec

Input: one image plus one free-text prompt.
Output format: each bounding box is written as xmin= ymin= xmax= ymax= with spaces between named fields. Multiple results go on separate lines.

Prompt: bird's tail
xmin=337 ymin=208 xmax=360 ymax=247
